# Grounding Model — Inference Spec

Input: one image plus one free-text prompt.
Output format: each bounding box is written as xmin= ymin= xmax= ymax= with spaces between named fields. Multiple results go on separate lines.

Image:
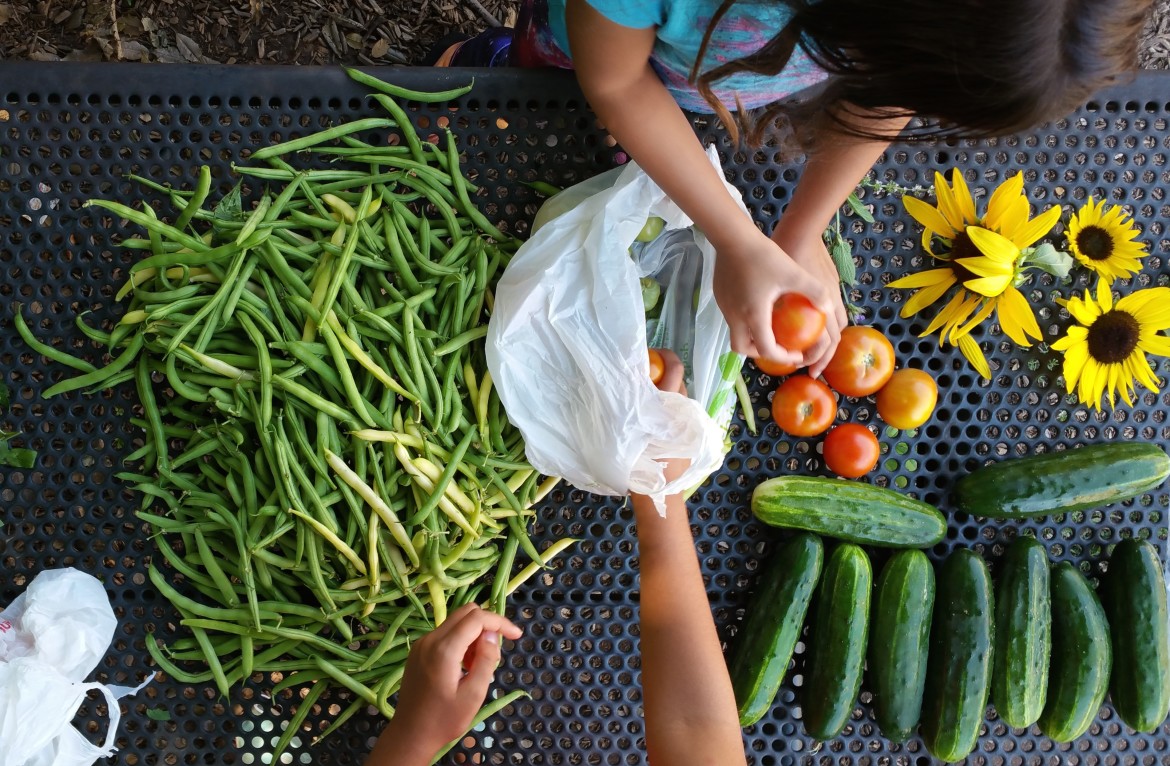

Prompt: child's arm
xmin=770 ymin=113 xmax=910 ymax=365
xmin=566 ymin=0 xmax=838 ymax=369
xmin=629 ymin=352 xmax=747 ymax=766
xmin=365 ymin=604 xmax=523 ymax=766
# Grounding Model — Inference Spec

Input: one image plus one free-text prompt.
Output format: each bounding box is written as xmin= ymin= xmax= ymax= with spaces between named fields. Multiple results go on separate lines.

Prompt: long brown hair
xmin=690 ymin=0 xmax=1152 ymax=147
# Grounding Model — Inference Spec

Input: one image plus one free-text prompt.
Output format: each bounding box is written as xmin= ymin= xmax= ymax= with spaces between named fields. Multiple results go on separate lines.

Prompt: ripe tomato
xmin=822 ymin=326 xmax=895 ymax=398
xmin=876 ymin=368 xmax=938 ymax=429
xmin=648 ymin=348 xmax=666 ymax=385
xmin=771 ymin=293 xmax=825 ymax=353
xmin=823 ymin=423 xmax=881 ymax=478
xmin=753 ymin=356 xmax=800 ymax=377
xmin=771 ymin=375 xmax=836 ymax=437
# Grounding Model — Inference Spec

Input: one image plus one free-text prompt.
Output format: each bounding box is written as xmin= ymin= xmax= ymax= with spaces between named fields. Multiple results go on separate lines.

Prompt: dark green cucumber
xmin=954 ymin=442 xmax=1170 ymax=519
xmin=991 ymin=536 xmax=1051 ymax=730
xmin=1039 ymin=563 xmax=1112 ymax=742
xmin=802 ymin=543 xmax=872 ymax=740
xmin=729 ymin=533 xmax=824 ymax=727
xmin=752 ymin=476 xmax=946 ymax=548
xmin=1103 ymin=539 xmax=1170 ymax=733
xmin=868 ymin=549 xmax=935 ymax=742
xmin=921 ymin=549 xmax=994 ymax=763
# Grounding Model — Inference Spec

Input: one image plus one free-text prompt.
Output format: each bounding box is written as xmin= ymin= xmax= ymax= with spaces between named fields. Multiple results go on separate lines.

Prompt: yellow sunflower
xmin=1051 ymin=281 xmax=1170 ymax=411
xmin=1067 ymin=197 xmax=1147 ymax=284
xmin=890 ymin=171 xmax=1063 ymax=378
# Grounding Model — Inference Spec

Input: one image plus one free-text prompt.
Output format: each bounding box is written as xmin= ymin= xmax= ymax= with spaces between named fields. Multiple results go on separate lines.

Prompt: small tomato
xmin=648 ymin=348 xmax=666 ymax=385
xmin=822 ymin=326 xmax=895 ymax=398
xmin=823 ymin=423 xmax=881 ymax=478
xmin=753 ymin=356 xmax=800 ymax=377
xmin=771 ymin=293 xmax=825 ymax=353
xmin=876 ymin=368 xmax=938 ymax=429
xmin=771 ymin=375 xmax=836 ymax=437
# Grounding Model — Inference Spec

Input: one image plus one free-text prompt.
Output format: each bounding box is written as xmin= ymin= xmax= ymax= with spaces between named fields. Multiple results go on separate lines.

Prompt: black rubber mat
xmin=2 ymin=62 xmax=1169 ymax=765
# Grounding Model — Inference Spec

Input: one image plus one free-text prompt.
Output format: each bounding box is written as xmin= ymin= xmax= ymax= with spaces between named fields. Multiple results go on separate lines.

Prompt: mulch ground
xmin=1 ymin=0 xmax=1167 ymax=68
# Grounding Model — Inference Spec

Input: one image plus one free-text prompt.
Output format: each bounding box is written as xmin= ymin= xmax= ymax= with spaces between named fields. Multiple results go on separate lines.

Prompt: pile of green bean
xmin=15 ymin=68 xmax=574 ymax=757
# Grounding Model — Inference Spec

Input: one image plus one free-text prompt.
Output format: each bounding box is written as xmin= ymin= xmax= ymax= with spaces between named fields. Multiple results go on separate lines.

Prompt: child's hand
xmin=778 ymin=234 xmax=850 ymax=377
xmin=367 ymin=604 xmax=523 ymax=765
xmin=648 ymin=348 xmax=690 ymax=484
xmin=712 ymin=228 xmax=841 ymax=370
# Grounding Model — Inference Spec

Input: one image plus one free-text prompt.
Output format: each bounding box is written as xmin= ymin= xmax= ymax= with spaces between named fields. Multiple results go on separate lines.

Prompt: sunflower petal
xmin=949 ymin=171 xmax=978 ymax=225
xmin=1138 ymin=333 xmax=1170 ymax=357
xmin=888 ymin=268 xmax=956 ymax=289
xmin=963 ymin=274 xmax=1013 ymax=297
xmin=900 ymin=278 xmax=958 ymax=318
xmin=1065 ymin=293 xmax=1102 ymax=326
xmin=966 ymin=226 xmax=1021 ymax=263
xmin=1079 ymin=359 xmax=1103 ymax=411
xmin=996 ymin=286 xmax=1043 ymax=345
xmin=933 ymin=172 xmax=968 ymax=231
xmin=984 ymin=173 xmax=1026 ymax=232
xmin=1120 ymin=287 xmax=1170 ymax=330
xmin=957 ymin=334 xmax=991 ymax=379
xmin=921 ymin=292 xmax=974 ymax=337
xmin=1010 ymin=204 xmax=1063 ymax=249
xmin=1095 ymin=279 xmax=1114 ymax=312
xmin=1062 ymin=340 xmax=1089 ymax=393
xmin=904 ymin=196 xmax=959 ymax=240
xmin=954 ymin=298 xmax=996 ymax=340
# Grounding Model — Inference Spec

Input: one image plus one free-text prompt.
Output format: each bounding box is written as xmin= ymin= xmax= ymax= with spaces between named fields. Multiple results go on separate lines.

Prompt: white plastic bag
xmin=0 ymin=568 xmax=151 ymax=766
xmin=487 ymin=147 xmax=746 ymax=511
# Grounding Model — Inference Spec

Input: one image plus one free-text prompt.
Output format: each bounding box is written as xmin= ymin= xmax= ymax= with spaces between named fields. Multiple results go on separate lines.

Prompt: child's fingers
xmin=458 ymin=631 xmax=503 ymax=705
xmin=436 ymin=608 xmax=523 ymax=662
xmin=749 ymin=313 xmax=799 ymax=366
xmin=728 ymin=317 xmax=758 ymax=359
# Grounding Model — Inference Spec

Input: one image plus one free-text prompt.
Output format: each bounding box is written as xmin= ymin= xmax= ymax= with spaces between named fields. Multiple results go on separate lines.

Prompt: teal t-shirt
xmin=547 ymin=0 xmax=828 ymax=113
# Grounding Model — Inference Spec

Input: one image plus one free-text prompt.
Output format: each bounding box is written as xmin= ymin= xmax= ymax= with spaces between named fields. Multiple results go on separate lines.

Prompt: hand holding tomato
xmin=771 ymin=293 xmax=825 ymax=354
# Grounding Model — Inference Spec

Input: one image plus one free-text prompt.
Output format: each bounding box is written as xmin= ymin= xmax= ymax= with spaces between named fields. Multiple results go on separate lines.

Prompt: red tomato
xmin=771 ymin=293 xmax=825 ymax=353
xmin=823 ymin=423 xmax=881 ymax=478
xmin=822 ymin=326 xmax=896 ymax=398
xmin=771 ymin=375 xmax=837 ymax=437
xmin=753 ymin=356 xmax=800 ymax=377
xmin=648 ymin=349 xmax=665 ymax=385
xmin=876 ymin=368 xmax=938 ymax=429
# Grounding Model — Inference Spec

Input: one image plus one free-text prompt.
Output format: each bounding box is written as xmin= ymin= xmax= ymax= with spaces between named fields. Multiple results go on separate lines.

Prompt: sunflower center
xmin=1076 ymin=225 xmax=1115 ymax=261
xmin=947 ymin=231 xmax=981 ymax=283
xmin=1086 ymin=309 xmax=1140 ymax=364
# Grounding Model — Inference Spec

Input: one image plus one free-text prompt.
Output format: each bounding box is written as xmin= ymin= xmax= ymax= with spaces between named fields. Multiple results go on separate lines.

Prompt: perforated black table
xmin=2 ymin=63 xmax=1169 ymax=766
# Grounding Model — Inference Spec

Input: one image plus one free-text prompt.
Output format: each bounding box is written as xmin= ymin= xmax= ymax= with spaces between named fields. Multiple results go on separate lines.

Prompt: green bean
xmin=434 ymin=326 xmax=488 ymax=357
xmin=175 ymin=165 xmax=212 ymax=232
xmin=146 ymin=634 xmax=216 ymax=684
xmin=445 ymin=129 xmax=508 ymax=241
xmin=86 ymin=199 xmax=211 ymax=252
xmin=431 ymin=690 xmax=531 ymax=763
xmin=247 ymin=118 xmax=397 ymax=161
xmin=13 ymin=304 xmax=98 ymax=373
xmin=344 ymin=67 xmax=474 ymax=103
xmin=270 ymin=679 xmax=328 ymax=763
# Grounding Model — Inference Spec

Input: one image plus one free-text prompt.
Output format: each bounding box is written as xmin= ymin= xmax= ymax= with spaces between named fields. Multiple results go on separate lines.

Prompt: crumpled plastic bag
xmin=487 ymin=147 xmax=746 ymax=511
xmin=0 ymin=568 xmax=151 ymax=766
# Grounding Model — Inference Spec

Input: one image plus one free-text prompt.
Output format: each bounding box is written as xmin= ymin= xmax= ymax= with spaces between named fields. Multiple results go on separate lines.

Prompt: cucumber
xmin=752 ymin=476 xmax=946 ymax=548
xmin=954 ymin=442 xmax=1170 ymax=519
xmin=1039 ymin=563 xmax=1112 ymax=742
xmin=921 ymin=549 xmax=994 ymax=763
xmin=729 ymin=533 xmax=824 ymax=727
xmin=1102 ymin=539 xmax=1170 ymax=733
xmin=801 ymin=543 xmax=872 ymax=740
xmin=868 ymin=549 xmax=935 ymax=742
xmin=991 ymin=536 xmax=1051 ymax=730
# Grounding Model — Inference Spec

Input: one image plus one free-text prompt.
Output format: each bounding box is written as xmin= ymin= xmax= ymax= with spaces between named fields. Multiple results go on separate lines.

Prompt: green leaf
xmin=1020 ymin=243 xmax=1074 ymax=280
xmin=145 ymin=707 xmax=172 ymax=722
xmin=0 ymin=446 xmax=36 ymax=469
xmin=828 ymin=235 xmax=857 ymax=286
xmin=213 ymin=182 xmax=245 ymax=222
xmin=845 ymin=192 xmax=875 ymax=223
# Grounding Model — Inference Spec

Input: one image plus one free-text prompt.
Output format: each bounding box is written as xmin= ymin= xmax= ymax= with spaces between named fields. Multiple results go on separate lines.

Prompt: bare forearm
xmin=576 ymin=65 xmax=761 ymax=252
xmin=773 ymin=115 xmax=909 ymax=247
xmin=632 ymin=494 xmax=747 ymax=765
